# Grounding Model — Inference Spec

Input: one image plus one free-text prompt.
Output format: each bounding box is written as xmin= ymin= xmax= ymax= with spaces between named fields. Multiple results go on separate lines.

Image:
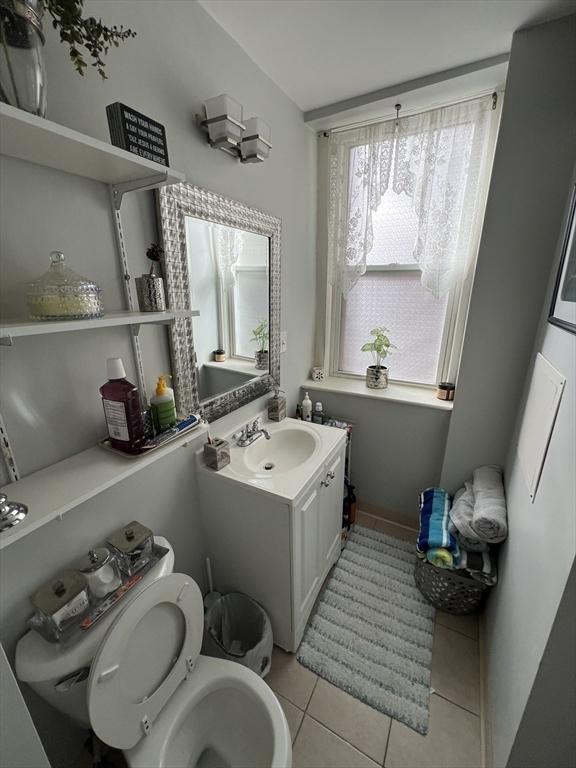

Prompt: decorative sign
xmin=106 ymin=102 xmax=169 ymax=166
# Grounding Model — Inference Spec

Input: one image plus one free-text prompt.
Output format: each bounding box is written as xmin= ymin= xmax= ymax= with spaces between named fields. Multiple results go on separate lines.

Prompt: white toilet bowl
xmin=125 ymin=655 xmax=289 ymax=768
xmin=16 ymin=538 xmax=291 ymax=768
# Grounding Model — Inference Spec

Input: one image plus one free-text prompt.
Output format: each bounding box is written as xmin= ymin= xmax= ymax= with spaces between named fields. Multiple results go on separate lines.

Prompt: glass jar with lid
xmin=26 ymin=251 xmax=104 ymax=320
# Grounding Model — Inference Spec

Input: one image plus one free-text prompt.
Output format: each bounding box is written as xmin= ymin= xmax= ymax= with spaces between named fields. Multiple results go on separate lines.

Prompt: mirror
xmin=185 ymin=218 xmax=269 ymax=402
xmin=157 ymin=184 xmax=280 ymax=422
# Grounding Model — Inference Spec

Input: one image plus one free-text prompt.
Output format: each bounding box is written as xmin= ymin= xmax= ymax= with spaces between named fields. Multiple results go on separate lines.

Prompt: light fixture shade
xmin=241 ymin=117 xmax=272 ymax=163
xmin=203 ymin=94 xmax=245 ymax=147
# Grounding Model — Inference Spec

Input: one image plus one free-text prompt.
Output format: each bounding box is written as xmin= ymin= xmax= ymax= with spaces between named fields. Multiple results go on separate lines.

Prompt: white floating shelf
xmin=0 ymin=425 xmax=207 ymax=550
xmin=0 ymin=310 xmax=199 ymax=345
xmin=0 ymin=103 xmax=185 ymax=188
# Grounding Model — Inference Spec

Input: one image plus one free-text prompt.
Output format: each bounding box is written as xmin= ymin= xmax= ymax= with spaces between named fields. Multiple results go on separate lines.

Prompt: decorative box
xmin=203 ymin=439 xmax=230 ymax=471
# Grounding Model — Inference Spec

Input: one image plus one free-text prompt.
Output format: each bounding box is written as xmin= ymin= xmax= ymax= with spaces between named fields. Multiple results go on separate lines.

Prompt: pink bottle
xmin=100 ymin=358 xmax=144 ymax=454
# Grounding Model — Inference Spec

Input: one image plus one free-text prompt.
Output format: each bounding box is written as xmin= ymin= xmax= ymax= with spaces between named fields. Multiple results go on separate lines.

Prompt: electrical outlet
xmin=280 ymin=331 xmax=287 ymax=353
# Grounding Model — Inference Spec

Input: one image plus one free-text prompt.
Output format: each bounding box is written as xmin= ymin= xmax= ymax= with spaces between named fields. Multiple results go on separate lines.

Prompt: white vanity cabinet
xmin=197 ymin=426 xmax=346 ymax=652
xmin=292 ymin=449 xmax=344 ymax=645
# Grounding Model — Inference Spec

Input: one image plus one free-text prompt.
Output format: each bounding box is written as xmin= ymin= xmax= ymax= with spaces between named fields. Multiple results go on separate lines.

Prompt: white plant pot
xmin=366 ymin=365 xmax=388 ymax=389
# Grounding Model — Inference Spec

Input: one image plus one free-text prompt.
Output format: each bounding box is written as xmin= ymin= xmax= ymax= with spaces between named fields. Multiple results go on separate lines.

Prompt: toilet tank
xmin=15 ymin=537 xmax=174 ymax=727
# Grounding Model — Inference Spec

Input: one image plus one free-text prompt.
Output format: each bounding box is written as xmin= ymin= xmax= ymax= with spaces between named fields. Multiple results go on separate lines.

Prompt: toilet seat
xmin=87 ymin=573 xmax=204 ymax=749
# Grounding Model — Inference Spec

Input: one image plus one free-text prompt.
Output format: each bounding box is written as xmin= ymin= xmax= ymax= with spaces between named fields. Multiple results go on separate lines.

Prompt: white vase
xmin=366 ymin=365 xmax=388 ymax=389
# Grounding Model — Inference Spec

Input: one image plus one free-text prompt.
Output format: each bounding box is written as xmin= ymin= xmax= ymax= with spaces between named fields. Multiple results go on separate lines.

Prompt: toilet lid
xmin=87 ymin=573 xmax=204 ymax=749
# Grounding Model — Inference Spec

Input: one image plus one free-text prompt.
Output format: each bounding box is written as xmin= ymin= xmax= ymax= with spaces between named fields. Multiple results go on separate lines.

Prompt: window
xmin=229 ymin=233 xmax=268 ymax=359
xmin=324 ymin=95 xmax=500 ymax=387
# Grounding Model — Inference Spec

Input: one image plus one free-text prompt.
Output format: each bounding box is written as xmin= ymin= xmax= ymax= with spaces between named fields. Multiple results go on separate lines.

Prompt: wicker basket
xmin=414 ymin=558 xmax=488 ymax=614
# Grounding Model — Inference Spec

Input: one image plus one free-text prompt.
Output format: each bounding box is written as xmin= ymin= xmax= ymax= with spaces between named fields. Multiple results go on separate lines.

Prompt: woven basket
xmin=414 ymin=558 xmax=488 ymax=614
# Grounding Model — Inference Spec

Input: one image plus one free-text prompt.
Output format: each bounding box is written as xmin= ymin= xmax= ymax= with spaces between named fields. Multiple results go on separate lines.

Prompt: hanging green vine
xmin=43 ymin=0 xmax=136 ymax=79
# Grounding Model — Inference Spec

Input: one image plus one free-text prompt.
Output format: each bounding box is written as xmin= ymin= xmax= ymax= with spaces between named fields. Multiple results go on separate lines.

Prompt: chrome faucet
xmin=234 ymin=418 xmax=271 ymax=447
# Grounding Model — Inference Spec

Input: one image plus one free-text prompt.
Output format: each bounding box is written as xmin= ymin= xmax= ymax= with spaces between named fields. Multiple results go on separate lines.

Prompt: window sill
xmin=301 ymin=377 xmax=454 ymax=412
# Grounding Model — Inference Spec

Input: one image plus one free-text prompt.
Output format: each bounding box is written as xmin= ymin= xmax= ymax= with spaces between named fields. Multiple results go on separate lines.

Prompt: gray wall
xmin=440 ymin=14 xmax=576 ymax=492
xmin=0 ymin=0 xmax=316 ymax=478
xmin=484 ymin=256 xmax=576 ymax=767
xmin=0 ymin=643 xmax=50 ymax=768
xmin=0 ymin=1 xmax=315 ymax=765
xmin=506 ymin=560 xmax=576 ymax=768
xmin=301 ymin=387 xmax=451 ymax=524
xmin=474 ymin=17 xmax=576 ymax=767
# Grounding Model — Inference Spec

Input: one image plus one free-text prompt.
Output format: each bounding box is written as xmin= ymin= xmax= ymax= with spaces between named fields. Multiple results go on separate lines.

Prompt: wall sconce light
xmin=199 ymin=94 xmax=272 ymax=162
xmin=241 ymin=118 xmax=272 ymax=163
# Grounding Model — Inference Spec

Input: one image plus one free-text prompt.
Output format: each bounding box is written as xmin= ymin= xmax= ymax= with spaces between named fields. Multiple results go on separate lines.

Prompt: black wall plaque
xmin=106 ymin=102 xmax=170 ymax=167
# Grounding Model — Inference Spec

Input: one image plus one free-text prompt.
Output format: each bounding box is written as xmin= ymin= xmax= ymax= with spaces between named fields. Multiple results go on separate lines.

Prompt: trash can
xmin=202 ymin=592 xmax=273 ymax=677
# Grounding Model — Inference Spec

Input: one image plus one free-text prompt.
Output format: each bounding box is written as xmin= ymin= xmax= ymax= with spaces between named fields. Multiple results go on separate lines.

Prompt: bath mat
xmin=297 ymin=524 xmax=435 ymax=734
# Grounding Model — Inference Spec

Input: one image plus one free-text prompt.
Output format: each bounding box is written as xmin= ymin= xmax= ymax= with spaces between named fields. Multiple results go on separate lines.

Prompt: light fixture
xmin=199 ymin=95 xmax=272 ymax=163
xmin=202 ymin=94 xmax=245 ymax=157
xmin=240 ymin=118 xmax=272 ymax=163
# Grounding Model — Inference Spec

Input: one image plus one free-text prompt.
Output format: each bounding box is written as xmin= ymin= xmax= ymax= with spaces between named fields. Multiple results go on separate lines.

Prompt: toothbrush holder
xmin=203 ymin=439 xmax=230 ymax=471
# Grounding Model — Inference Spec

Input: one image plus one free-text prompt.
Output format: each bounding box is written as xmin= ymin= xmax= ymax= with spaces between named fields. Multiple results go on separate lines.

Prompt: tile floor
xmin=266 ymin=512 xmax=482 ymax=768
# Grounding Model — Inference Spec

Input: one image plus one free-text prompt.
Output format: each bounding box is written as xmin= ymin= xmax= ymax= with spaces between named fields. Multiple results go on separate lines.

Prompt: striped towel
xmin=417 ymin=488 xmax=459 ymax=560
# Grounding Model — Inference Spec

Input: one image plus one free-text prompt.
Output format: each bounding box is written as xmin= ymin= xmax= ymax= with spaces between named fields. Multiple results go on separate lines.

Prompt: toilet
xmin=15 ymin=537 xmax=292 ymax=768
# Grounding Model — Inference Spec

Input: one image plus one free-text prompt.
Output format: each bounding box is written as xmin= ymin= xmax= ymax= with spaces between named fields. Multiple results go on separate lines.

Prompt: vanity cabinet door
xmin=292 ymin=481 xmax=322 ymax=631
xmin=319 ymin=447 xmax=345 ymax=577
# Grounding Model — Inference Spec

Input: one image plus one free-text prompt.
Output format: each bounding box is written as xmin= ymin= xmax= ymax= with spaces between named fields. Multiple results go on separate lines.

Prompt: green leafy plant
xmin=361 ymin=326 xmax=396 ymax=369
xmin=43 ymin=0 xmax=137 ymax=79
xmin=250 ymin=320 xmax=269 ymax=352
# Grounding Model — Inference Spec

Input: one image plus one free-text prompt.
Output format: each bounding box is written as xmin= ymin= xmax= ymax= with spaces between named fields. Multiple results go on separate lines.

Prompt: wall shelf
xmin=0 ymin=425 xmax=207 ymax=551
xmin=0 ymin=310 xmax=199 ymax=346
xmin=0 ymin=103 xmax=185 ymax=198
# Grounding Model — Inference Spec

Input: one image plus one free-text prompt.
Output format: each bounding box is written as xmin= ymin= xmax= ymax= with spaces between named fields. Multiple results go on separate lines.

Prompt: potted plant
xmin=361 ymin=326 xmax=395 ymax=388
xmin=135 ymin=243 xmax=166 ymax=312
xmin=251 ymin=319 xmax=269 ymax=370
xmin=1 ymin=0 xmax=136 ymax=117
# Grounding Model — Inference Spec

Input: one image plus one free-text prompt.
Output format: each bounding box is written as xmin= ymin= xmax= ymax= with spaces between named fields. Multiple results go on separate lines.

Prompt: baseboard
xmin=358 ymin=497 xmax=419 ymax=530
xmin=479 ymin=611 xmax=492 ymax=768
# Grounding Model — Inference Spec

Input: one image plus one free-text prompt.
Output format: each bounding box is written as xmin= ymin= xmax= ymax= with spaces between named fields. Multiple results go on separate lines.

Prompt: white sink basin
xmin=202 ymin=417 xmax=346 ymax=502
xmin=243 ymin=427 xmax=319 ymax=474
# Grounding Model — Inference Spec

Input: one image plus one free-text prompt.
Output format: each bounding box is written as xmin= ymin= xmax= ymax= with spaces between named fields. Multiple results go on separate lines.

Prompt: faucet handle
xmin=252 ymin=417 xmax=261 ymax=431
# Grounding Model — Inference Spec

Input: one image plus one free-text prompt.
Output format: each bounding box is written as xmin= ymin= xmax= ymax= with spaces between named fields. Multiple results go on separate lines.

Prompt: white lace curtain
xmin=328 ymin=95 xmax=497 ymax=298
xmin=213 ymin=225 xmax=243 ymax=288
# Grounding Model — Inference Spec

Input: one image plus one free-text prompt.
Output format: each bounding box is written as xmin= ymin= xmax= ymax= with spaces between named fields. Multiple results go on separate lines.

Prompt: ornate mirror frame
xmin=157 ymin=184 xmax=281 ymax=422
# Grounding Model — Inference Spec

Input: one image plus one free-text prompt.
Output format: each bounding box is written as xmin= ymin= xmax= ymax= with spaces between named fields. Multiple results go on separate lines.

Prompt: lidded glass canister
xmin=107 ymin=521 xmax=153 ymax=576
xmin=76 ymin=547 xmax=122 ymax=599
xmin=26 ymin=251 xmax=104 ymax=320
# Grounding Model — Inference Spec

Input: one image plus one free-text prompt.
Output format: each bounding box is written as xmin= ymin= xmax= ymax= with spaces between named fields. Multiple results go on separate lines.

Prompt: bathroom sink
xmin=201 ymin=417 xmax=346 ymax=502
xmin=242 ymin=427 xmax=319 ymax=474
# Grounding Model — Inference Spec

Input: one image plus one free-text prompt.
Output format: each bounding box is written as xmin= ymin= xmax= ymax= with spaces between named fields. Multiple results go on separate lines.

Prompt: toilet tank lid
xmin=15 ymin=536 xmax=174 ymax=684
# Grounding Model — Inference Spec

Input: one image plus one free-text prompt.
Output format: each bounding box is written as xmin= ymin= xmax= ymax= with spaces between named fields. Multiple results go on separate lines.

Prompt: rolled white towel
xmin=449 ymin=483 xmax=477 ymax=541
xmin=471 ymin=465 xmax=508 ymax=543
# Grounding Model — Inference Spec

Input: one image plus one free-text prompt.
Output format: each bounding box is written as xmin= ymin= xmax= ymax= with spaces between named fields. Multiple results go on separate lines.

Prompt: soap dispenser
xmin=267 ymin=387 xmax=286 ymax=422
xmin=301 ymin=392 xmax=312 ymax=422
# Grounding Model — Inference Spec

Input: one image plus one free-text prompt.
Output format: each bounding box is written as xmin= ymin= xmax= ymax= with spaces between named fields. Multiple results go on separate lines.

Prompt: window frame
xmin=319 ymin=96 xmax=499 ymax=391
xmin=325 ymin=259 xmax=474 ymax=388
xmin=226 ymin=263 xmax=269 ymax=362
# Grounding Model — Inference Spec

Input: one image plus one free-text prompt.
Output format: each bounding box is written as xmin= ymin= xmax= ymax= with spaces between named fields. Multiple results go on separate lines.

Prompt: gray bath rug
xmin=297 ymin=524 xmax=435 ymax=734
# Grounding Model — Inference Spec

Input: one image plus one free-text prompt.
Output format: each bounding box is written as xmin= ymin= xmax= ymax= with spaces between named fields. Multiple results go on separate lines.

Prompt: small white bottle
xmin=301 ymin=392 xmax=312 ymax=422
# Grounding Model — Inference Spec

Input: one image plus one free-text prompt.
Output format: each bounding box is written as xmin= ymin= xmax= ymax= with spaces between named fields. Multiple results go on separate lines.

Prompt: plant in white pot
xmin=361 ymin=326 xmax=395 ymax=389
xmin=251 ymin=319 xmax=269 ymax=370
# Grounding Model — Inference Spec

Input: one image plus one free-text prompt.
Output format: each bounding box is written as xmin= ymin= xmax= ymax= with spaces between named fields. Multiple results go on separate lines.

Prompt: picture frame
xmin=548 ymin=183 xmax=576 ymax=334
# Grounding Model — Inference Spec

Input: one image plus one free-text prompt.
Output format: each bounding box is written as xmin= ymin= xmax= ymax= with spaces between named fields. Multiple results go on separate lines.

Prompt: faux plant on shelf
xmin=44 ymin=0 xmax=137 ymax=80
xmin=145 ymin=243 xmax=164 ymax=277
xmin=361 ymin=326 xmax=396 ymax=389
xmin=251 ymin=319 xmax=269 ymax=371
xmin=0 ymin=0 xmax=136 ymax=117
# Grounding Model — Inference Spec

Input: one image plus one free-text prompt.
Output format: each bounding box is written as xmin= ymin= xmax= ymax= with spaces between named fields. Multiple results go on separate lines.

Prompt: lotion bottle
xmin=150 ymin=375 xmax=177 ymax=432
xmin=100 ymin=358 xmax=144 ymax=454
xmin=301 ymin=392 xmax=312 ymax=422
